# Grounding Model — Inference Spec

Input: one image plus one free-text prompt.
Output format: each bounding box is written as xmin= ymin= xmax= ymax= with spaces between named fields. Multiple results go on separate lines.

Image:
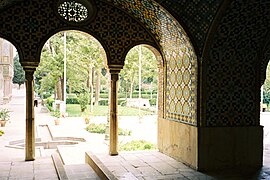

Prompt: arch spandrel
xmin=0 ymin=0 xmax=157 ymax=67
xmin=105 ymin=0 xmax=198 ymax=125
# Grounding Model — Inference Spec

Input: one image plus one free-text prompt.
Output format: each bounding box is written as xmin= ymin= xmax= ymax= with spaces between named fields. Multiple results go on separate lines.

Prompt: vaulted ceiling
xmin=1 ymin=0 xmax=270 ymax=64
xmin=0 ymin=0 xmax=224 ymax=56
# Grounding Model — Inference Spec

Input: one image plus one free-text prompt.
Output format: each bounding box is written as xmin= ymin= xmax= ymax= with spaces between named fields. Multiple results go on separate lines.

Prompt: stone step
xmin=64 ymin=164 xmax=100 ymax=180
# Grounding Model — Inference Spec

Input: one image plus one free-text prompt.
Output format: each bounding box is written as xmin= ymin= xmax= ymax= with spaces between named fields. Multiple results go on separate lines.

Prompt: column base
xmin=25 ymin=157 xmax=35 ymax=161
xmin=109 ymin=152 xmax=118 ymax=156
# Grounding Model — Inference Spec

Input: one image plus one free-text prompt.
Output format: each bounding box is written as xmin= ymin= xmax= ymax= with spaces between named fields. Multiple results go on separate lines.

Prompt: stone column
xmin=25 ymin=70 xmax=35 ymax=161
xmin=109 ymin=70 xmax=120 ymax=155
xmin=3 ymin=79 xmax=8 ymax=102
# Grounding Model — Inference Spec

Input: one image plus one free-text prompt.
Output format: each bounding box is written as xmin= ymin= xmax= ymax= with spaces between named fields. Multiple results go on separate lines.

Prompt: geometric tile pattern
xmin=165 ymin=47 xmax=197 ymax=125
xmin=105 ymin=0 xmax=198 ymax=125
xmin=205 ymin=1 xmax=270 ymax=127
xmin=89 ymin=1 xmax=156 ymax=65
xmin=0 ymin=0 xmax=223 ymax=58
xmin=57 ymin=1 xmax=88 ymax=23
xmin=0 ymin=0 xmax=156 ymax=66
xmin=0 ymin=0 xmax=23 ymax=11
xmin=156 ymin=0 xmax=222 ymax=55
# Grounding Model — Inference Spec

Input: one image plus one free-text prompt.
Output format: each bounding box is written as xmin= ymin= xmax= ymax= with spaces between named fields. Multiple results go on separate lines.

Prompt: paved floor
xmin=87 ymin=150 xmax=270 ymax=180
xmin=0 ymin=88 xmax=270 ymax=179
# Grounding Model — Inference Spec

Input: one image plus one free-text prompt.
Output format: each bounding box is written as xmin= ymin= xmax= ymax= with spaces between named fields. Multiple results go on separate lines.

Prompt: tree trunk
xmin=130 ymin=79 xmax=134 ymax=99
xmin=69 ymin=84 xmax=72 ymax=94
xmin=61 ymin=77 xmax=64 ymax=101
xmin=150 ymin=82 xmax=153 ymax=99
xmin=88 ymin=66 xmax=94 ymax=113
xmin=87 ymin=69 xmax=90 ymax=89
xmin=56 ymin=77 xmax=63 ymax=100
xmin=94 ymin=68 xmax=101 ymax=106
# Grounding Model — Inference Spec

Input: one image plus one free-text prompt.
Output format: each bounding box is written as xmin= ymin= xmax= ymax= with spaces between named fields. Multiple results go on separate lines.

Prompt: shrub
xmin=66 ymin=96 xmax=79 ymax=104
xmin=52 ymin=110 xmax=60 ymax=118
xmin=67 ymin=93 xmax=77 ymax=98
xmin=85 ymin=123 xmax=131 ymax=136
xmin=46 ymin=97 xmax=54 ymax=108
xmin=78 ymin=91 xmax=89 ymax=112
xmin=118 ymin=99 xmax=126 ymax=106
xmin=85 ymin=123 xmax=106 ymax=134
xmin=119 ymin=140 xmax=156 ymax=151
xmin=118 ymin=128 xmax=132 ymax=136
xmin=149 ymin=98 xmax=157 ymax=106
xmin=99 ymin=99 xmax=108 ymax=106
xmin=42 ymin=92 xmax=52 ymax=99
xmin=98 ymin=99 xmax=126 ymax=106
xmin=100 ymin=93 xmax=109 ymax=99
xmin=118 ymin=93 xmax=126 ymax=98
xmin=0 ymin=130 xmax=4 ymax=136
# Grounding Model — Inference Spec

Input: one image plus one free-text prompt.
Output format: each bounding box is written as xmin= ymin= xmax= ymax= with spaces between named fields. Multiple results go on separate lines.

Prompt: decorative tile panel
xmin=104 ymin=0 xmax=198 ymax=125
xmin=205 ymin=1 xmax=270 ymax=127
xmin=0 ymin=0 xmax=23 ymax=11
xmin=156 ymin=0 xmax=222 ymax=55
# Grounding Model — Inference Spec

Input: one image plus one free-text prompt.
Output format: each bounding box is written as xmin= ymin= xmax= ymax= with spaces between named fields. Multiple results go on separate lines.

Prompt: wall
xmin=198 ymin=126 xmax=263 ymax=171
xmin=158 ymin=118 xmax=198 ymax=169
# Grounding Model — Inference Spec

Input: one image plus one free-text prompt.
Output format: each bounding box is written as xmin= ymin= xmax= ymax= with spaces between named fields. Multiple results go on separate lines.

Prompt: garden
xmin=13 ymin=31 xmax=158 ymax=151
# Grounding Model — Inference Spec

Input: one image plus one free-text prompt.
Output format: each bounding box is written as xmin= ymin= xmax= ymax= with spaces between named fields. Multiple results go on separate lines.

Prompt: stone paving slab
xmin=86 ymin=150 xmax=215 ymax=179
xmin=86 ymin=150 xmax=270 ymax=179
xmin=0 ymin=157 xmax=59 ymax=180
xmin=65 ymin=164 xmax=100 ymax=180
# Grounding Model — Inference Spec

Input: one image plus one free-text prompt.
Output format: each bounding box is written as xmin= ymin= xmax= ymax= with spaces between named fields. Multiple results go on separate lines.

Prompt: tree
xmin=12 ymin=53 xmax=25 ymax=89
xmin=263 ymin=61 xmax=270 ymax=106
xmin=120 ymin=46 xmax=157 ymax=99
xmin=35 ymin=33 xmax=64 ymax=100
xmin=66 ymin=32 xmax=105 ymax=111
xmin=35 ymin=31 xmax=106 ymax=112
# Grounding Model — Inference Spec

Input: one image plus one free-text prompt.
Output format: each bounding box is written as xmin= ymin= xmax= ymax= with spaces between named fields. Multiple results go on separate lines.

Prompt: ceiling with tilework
xmin=0 ymin=0 xmax=22 ymax=9
xmin=0 ymin=0 xmax=224 ymax=56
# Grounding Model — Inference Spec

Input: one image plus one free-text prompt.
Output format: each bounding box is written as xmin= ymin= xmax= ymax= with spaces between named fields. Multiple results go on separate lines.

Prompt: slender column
xmin=25 ymin=70 xmax=35 ymax=161
xmin=109 ymin=70 xmax=120 ymax=155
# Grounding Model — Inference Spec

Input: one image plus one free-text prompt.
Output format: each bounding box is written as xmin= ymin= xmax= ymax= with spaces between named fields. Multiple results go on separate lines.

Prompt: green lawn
xmin=66 ymin=104 xmax=155 ymax=117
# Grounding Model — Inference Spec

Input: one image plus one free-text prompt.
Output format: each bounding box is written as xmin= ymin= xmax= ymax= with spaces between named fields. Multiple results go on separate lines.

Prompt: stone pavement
xmin=0 ymin=88 xmax=60 ymax=180
xmin=87 ymin=150 xmax=268 ymax=180
xmin=0 ymin=88 xmax=270 ymax=179
xmin=0 ymin=88 xmax=101 ymax=179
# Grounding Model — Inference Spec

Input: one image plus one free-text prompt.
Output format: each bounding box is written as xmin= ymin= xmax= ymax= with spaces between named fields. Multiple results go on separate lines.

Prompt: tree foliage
xmin=12 ymin=53 xmax=25 ymax=89
xmin=263 ymin=62 xmax=270 ymax=105
xmin=35 ymin=31 xmax=158 ymax=113
xmin=120 ymin=46 xmax=157 ymax=98
xmin=35 ymin=31 xmax=106 ymax=112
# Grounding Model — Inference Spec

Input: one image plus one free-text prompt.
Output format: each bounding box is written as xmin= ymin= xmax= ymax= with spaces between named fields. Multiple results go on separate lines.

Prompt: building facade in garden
xmin=0 ymin=38 xmax=13 ymax=104
xmin=0 ymin=0 xmax=269 ymax=172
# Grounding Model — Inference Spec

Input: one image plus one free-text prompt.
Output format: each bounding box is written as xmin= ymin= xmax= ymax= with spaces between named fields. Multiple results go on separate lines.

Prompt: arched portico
xmin=2 ymin=0 xmax=269 ymax=173
xmin=0 ymin=0 xmax=199 ymax=169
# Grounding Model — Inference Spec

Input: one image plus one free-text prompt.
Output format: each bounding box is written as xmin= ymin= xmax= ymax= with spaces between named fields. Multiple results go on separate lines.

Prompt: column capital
xmin=21 ymin=61 xmax=39 ymax=72
xmin=110 ymin=69 xmax=121 ymax=75
xmin=24 ymin=70 xmax=35 ymax=81
xmin=111 ymin=73 xmax=119 ymax=82
xmin=108 ymin=64 xmax=123 ymax=74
